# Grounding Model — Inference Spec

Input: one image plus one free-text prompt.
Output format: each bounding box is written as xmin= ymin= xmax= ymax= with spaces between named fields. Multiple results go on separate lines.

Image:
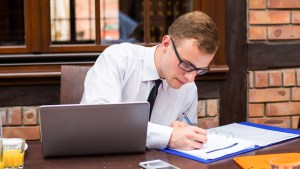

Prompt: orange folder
xmin=233 ymin=153 xmax=300 ymax=169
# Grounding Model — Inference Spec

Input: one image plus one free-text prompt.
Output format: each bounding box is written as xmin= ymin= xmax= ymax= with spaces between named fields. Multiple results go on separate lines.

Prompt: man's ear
xmin=161 ymin=35 xmax=171 ymax=51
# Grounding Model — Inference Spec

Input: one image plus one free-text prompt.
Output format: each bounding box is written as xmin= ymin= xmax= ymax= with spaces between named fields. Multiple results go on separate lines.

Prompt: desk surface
xmin=24 ymin=138 xmax=300 ymax=169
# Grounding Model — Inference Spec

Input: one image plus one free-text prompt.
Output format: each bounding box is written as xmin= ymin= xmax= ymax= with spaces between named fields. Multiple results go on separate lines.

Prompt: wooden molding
xmin=248 ymin=43 xmax=300 ymax=70
xmin=0 ymin=53 xmax=99 ymax=66
xmin=196 ymin=65 xmax=229 ymax=81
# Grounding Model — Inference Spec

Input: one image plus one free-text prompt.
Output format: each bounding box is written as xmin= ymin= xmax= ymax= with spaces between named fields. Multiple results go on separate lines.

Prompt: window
xmin=49 ymin=0 xmax=193 ymax=45
xmin=0 ymin=0 xmax=25 ymax=46
xmin=0 ymin=0 xmax=227 ymax=77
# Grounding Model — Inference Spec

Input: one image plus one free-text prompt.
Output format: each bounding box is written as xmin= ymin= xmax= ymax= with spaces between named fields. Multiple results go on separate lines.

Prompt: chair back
xmin=60 ymin=65 xmax=92 ymax=104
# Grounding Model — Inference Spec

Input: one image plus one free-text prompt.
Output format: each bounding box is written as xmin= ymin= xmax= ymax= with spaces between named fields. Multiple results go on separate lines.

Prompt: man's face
xmin=160 ymin=36 xmax=215 ymax=89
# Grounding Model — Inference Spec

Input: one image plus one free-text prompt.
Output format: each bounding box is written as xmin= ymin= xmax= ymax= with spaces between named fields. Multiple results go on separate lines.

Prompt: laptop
xmin=39 ymin=102 xmax=149 ymax=157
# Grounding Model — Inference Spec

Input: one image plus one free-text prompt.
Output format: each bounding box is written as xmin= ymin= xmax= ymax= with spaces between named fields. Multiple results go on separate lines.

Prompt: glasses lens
xmin=196 ymin=69 xmax=208 ymax=75
xmin=179 ymin=62 xmax=194 ymax=72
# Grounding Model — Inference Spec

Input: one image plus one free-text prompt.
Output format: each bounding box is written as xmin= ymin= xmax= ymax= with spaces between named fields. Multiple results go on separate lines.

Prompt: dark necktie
xmin=147 ymin=79 xmax=162 ymax=120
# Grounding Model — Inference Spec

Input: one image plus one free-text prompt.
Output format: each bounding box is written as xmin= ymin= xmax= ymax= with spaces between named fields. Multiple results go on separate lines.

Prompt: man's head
xmin=156 ymin=11 xmax=219 ymax=89
xmin=168 ymin=11 xmax=219 ymax=54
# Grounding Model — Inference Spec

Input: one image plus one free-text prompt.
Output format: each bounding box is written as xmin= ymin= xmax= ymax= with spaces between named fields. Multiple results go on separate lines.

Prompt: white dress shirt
xmin=81 ymin=43 xmax=198 ymax=149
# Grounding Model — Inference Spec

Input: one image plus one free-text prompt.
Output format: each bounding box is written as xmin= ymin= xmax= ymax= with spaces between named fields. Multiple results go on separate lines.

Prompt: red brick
xmin=248 ymin=71 xmax=254 ymax=88
xmin=283 ymin=69 xmax=296 ymax=86
xmin=249 ymin=26 xmax=267 ymax=40
xmin=249 ymin=0 xmax=266 ymax=9
xmin=248 ymin=104 xmax=265 ymax=117
xmin=0 ymin=108 xmax=6 ymax=125
xmin=291 ymin=116 xmax=299 ymax=129
xmin=269 ymin=0 xmax=300 ymax=8
xmin=23 ymin=106 xmax=38 ymax=125
xmin=197 ymin=100 xmax=206 ymax=117
xmin=249 ymin=11 xmax=290 ymax=24
xmin=3 ymin=126 xmax=40 ymax=140
xmin=198 ymin=116 xmax=219 ymax=129
xmin=248 ymin=116 xmax=291 ymax=128
xmin=266 ymin=102 xmax=300 ymax=116
xmin=255 ymin=71 xmax=268 ymax=88
xmin=292 ymin=87 xmax=300 ymax=101
xmin=207 ymin=99 xmax=218 ymax=117
xmin=249 ymin=88 xmax=290 ymax=103
xmin=268 ymin=26 xmax=300 ymax=40
xmin=297 ymin=69 xmax=300 ymax=86
xmin=269 ymin=71 xmax=282 ymax=87
xmin=292 ymin=11 xmax=300 ymax=23
xmin=7 ymin=107 xmax=22 ymax=125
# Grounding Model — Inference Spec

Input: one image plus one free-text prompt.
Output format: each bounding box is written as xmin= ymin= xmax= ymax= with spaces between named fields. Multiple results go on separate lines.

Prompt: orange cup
xmin=270 ymin=156 xmax=300 ymax=169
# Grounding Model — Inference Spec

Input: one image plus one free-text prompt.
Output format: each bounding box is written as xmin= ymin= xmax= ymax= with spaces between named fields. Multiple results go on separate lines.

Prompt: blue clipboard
xmin=161 ymin=122 xmax=300 ymax=163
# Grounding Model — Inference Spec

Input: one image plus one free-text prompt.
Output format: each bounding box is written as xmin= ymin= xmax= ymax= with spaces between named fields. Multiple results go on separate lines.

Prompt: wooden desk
xmin=24 ymin=138 xmax=300 ymax=169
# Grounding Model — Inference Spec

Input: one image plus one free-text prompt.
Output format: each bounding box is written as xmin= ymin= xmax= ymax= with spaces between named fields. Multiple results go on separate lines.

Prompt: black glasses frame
xmin=170 ymin=37 xmax=209 ymax=75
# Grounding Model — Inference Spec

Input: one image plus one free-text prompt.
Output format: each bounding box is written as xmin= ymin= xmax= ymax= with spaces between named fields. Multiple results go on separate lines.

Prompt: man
xmin=81 ymin=11 xmax=219 ymax=150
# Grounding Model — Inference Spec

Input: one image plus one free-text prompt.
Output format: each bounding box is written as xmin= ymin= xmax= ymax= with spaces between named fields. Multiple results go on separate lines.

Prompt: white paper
xmin=170 ymin=123 xmax=299 ymax=160
xmin=174 ymin=134 xmax=255 ymax=160
xmin=207 ymin=123 xmax=299 ymax=146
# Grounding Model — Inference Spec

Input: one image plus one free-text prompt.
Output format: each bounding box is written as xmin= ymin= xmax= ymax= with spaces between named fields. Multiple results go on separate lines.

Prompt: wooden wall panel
xmin=0 ymin=85 xmax=59 ymax=107
xmin=248 ymin=43 xmax=300 ymax=70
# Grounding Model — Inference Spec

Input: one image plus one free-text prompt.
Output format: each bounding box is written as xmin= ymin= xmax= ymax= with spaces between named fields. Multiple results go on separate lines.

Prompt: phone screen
xmin=139 ymin=160 xmax=180 ymax=169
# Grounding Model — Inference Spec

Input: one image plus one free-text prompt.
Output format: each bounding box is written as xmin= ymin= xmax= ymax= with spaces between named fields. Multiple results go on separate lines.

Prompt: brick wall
xmin=198 ymin=99 xmax=219 ymax=129
xmin=249 ymin=0 xmax=300 ymax=41
xmin=248 ymin=0 xmax=300 ymax=129
xmin=0 ymin=106 xmax=40 ymax=140
xmin=248 ymin=69 xmax=300 ymax=128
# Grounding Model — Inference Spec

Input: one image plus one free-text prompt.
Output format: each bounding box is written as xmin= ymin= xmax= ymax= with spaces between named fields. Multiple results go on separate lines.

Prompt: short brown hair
xmin=168 ymin=11 xmax=219 ymax=54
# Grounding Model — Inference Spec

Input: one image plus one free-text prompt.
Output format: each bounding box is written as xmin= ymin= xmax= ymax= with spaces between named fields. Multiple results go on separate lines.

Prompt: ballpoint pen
xmin=205 ymin=143 xmax=239 ymax=154
xmin=182 ymin=113 xmax=193 ymax=125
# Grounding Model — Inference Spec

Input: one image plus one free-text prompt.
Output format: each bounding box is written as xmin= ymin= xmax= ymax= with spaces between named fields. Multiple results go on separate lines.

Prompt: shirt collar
xmin=142 ymin=45 xmax=168 ymax=92
xmin=142 ymin=45 xmax=160 ymax=81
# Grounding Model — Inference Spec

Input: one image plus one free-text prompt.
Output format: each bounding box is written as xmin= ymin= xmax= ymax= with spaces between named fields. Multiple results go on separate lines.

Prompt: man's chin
xmin=169 ymin=82 xmax=185 ymax=89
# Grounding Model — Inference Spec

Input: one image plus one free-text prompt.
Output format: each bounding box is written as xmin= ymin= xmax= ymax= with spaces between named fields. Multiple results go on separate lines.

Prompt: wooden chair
xmin=60 ymin=65 xmax=92 ymax=104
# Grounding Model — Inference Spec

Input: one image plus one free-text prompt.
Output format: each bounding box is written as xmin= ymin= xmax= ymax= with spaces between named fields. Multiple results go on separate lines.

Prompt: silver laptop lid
xmin=39 ymin=102 xmax=149 ymax=157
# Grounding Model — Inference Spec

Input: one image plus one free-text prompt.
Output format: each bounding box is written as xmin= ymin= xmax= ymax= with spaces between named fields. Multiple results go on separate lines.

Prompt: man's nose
xmin=184 ymin=71 xmax=197 ymax=82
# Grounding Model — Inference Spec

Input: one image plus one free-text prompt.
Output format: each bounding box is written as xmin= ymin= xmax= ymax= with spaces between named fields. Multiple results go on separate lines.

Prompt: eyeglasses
xmin=170 ymin=37 xmax=209 ymax=75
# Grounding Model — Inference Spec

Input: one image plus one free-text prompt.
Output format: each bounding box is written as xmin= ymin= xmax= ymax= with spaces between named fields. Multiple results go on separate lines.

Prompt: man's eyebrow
xmin=182 ymin=58 xmax=197 ymax=68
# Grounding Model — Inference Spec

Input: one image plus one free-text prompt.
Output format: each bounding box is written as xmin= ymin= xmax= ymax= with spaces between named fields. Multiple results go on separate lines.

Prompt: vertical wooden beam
xmin=40 ymin=0 xmax=50 ymax=52
xmin=144 ymin=0 xmax=150 ymax=44
xmin=70 ymin=0 xmax=76 ymax=43
xmin=219 ymin=0 xmax=247 ymax=125
xmin=95 ymin=0 xmax=100 ymax=45
xmin=24 ymin=0 xmax=32 ymax=52
xmin=30 ymin=0 xmax=42 ymax=53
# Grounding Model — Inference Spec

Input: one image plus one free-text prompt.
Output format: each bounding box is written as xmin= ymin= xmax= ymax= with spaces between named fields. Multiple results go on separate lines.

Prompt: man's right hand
xmin=167 ymin=126 xmax=207 ymax=150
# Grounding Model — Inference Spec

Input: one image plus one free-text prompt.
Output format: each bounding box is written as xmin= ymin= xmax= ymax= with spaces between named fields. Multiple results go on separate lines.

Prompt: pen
xmin=183 ymin=113 xmax=193 ymax=125
xmin=205 ymin=143 xmax=239 ymax=154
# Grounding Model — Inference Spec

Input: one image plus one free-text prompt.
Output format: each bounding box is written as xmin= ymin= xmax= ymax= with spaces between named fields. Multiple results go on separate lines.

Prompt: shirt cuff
xmin=146 ymin=122 xmax=174 ymax=149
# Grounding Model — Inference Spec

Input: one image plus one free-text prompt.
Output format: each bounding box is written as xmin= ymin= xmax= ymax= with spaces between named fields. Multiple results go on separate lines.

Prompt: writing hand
xmin=167 ymin=126 xmax=207 ymax=150
xmin=170 ymin=121 xmax=189 ymax=128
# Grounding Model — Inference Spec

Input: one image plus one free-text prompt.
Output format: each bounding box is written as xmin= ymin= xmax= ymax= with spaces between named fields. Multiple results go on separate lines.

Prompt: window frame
xmin=0 ymin=0 xmax=228 ymax=81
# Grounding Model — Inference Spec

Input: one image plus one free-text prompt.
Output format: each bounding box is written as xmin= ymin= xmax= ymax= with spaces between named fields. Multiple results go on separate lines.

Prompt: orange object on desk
xmin=3 ymin=149 xmax=25 ymax=168
xmin=233 ymin=153 xmax=300 ymax=169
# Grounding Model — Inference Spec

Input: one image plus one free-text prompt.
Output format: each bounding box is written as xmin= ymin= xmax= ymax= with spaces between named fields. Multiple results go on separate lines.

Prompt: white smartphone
xmin=139 ymin=159 xmax=180 ymax=169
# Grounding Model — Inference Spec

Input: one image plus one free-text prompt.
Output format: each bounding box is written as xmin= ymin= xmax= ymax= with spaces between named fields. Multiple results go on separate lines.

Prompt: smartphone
xmin=139 ymin=159 xmax=180 ymax=169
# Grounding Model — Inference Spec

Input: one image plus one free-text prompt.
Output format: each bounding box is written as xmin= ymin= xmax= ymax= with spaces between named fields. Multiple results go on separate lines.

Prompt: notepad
xmin=162 ymin=122 xmax=300 ymax=163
